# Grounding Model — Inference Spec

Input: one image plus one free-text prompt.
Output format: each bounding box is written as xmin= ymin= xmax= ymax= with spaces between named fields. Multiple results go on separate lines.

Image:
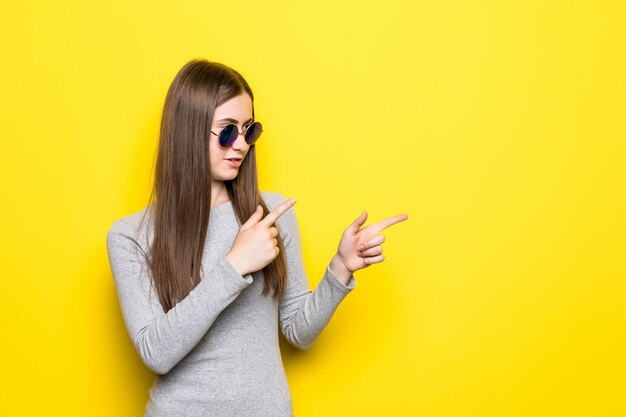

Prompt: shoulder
xmin=260 ymin=190 xmax=297 ymax=232
xmin=106 ymin=205 xmax=153 ymax=252
xmin=260 ymin=190 xmax=288 ymax=210
xmin=108 ymin=205 xmax=151 ymax=233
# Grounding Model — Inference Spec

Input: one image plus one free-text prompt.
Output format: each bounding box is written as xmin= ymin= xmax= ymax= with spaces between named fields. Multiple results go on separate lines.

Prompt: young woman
xmin=106 ymin=59 xmax=408 ymax=417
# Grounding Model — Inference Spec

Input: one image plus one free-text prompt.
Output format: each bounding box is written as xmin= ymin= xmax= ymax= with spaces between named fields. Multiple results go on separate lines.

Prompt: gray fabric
xmin=106 ymin=191 xmax=356 ymax=416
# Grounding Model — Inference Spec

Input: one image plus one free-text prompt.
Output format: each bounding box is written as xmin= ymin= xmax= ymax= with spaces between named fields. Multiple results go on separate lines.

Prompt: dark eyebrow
xmin=217 ymin=117 xmax=254 ymax=124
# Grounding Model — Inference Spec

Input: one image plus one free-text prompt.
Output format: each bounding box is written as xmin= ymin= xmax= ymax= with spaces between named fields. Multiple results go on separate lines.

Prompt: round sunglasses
xmin=210 ymin=121 xmax=263 ymax=149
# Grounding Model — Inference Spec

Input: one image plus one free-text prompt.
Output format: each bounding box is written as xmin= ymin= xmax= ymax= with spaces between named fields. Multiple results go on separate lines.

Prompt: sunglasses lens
xmin=219 ymin=124 xmax=238 ymax=148
xmin=245 ymin=122 xmax=262 ymax=144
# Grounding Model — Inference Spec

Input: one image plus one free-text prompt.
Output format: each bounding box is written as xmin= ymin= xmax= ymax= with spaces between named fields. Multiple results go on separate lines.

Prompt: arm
xmin=106 ymin=219 xmax=253 ymax=375
xmin=272 ymin=193 xmax=357 ymax=350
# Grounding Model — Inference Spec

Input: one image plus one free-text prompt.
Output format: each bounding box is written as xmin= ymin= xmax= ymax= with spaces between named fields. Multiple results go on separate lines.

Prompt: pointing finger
xmin=369 ymin=214 xmax=409 ymax=234
xmin=261 ymin=198 xmax=296 ymax=227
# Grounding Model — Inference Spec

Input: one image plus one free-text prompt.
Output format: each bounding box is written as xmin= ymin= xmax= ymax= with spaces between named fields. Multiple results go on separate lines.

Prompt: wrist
xmin=225 ymin=252 xmax=247 ymax=276
xmin=329 ymin=254 xmax=352 ymax=286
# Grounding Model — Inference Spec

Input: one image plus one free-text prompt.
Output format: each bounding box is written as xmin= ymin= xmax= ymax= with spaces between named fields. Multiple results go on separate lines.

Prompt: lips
xmin=225 ymin=158 xmax=242 ymax=167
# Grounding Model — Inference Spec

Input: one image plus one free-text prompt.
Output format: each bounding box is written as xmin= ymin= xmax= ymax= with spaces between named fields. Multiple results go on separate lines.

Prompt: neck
xmin=211 ymin=180 xmax=230 ymax=208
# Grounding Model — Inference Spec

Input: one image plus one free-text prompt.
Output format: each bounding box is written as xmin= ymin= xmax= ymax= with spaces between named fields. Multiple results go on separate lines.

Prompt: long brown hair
xmin=138 ymin=59 xmax=288 ymax=312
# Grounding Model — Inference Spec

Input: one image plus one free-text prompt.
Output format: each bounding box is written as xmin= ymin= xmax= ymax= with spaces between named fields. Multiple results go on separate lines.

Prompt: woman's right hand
xmin=225 ymin=197 xmax=297 ymax=276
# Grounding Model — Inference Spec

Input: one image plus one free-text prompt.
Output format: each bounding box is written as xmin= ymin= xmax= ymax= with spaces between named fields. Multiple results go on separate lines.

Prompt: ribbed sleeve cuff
xmin=325 ymin=264 xmax=356 ymax=293
xmin=200 ymin=255 xmax=254 ymax=295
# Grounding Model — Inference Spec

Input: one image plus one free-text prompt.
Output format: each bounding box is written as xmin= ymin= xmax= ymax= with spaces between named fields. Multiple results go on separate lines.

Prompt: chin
xmin=220 ymin=171 xmax=239 ymax=180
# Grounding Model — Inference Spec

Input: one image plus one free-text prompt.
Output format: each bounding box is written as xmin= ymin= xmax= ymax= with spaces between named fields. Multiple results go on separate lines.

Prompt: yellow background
xmin=1 ymin=1 xmax=625 ymax=416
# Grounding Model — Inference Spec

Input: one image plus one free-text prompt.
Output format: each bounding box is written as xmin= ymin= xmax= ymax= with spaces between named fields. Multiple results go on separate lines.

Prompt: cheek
xmin=209 ymin=152 xmax=223 ymax=168
xmin=209 ymin=141 xmax=223 ymax=161
xmin=207 ymin=148 xmax=216 ymax=168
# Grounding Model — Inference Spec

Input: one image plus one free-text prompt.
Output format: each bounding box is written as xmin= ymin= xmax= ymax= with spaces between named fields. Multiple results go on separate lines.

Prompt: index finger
xmin=261 ymin=198 xmax=297 ymax=227
xmin=369 ymin=214 xmax=409 ymax=234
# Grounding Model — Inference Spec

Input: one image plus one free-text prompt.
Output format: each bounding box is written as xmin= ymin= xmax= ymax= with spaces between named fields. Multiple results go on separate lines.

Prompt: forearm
xmin=280 ymin=263 xmax=356 ymax=349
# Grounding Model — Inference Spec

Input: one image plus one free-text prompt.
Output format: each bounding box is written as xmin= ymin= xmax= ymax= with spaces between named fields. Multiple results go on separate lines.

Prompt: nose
xmin=231 ymin=130 xmax=249 ymax=151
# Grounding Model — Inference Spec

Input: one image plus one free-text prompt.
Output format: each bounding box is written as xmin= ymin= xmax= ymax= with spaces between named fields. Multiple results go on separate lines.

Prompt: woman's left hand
xmin=334 ymin=211 xmax=409 ymax=274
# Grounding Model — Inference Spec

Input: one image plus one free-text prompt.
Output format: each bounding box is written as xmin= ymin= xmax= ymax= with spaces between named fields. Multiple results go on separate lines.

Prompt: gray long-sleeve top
xmin=106 ymin=191 xmax=356 ymax=416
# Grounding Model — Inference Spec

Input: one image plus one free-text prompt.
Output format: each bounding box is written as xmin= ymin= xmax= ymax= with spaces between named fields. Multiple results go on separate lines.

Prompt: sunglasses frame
xmin=210 ymin=121 xmax=263 ymax=149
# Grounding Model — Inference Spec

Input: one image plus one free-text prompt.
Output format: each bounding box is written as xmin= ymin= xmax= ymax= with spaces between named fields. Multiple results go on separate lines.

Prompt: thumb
xmin=242 ymin=205 xmax=264 ymax=228
xmin=348 ymin=211 xmax=368 ymax=233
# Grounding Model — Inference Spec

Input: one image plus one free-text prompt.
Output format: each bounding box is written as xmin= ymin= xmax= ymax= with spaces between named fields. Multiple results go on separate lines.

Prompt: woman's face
xmin=209 ymin=92 xmax=254 ymax=181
